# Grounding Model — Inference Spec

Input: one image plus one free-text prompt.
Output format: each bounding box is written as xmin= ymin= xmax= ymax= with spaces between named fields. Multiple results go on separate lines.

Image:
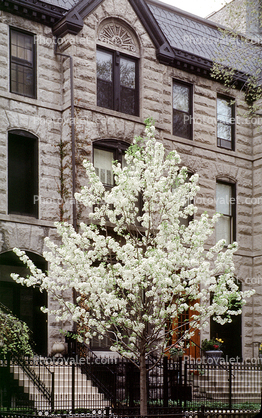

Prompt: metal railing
xmin=1 ymin=354 xmax=261 ymax=414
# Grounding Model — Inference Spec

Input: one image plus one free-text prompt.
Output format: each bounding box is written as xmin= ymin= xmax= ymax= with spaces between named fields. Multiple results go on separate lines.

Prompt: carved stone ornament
xmin=98 ymin=23 xmax=138 ymax=53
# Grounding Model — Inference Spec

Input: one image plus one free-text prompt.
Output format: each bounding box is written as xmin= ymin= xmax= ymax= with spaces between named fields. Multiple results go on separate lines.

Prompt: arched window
xmin=93 ymin=139 xmax=129 ymax=187
xmin=8 ymin=130 xmax=38 ymax=217
xmin=97 ymin=20 xmax=140 ymax=116
xmin=0 ymin=251 xmax=47 ymax=355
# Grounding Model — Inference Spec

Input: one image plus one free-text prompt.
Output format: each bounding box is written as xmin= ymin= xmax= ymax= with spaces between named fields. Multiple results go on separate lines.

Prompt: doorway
xmin=0 ymin=251 xmax=47 ymax=356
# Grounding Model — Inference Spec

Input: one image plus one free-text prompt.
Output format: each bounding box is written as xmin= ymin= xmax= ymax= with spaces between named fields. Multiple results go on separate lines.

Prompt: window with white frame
xmin=216 ymin=182 xmax=236 ymax=245
xmin=217 ymin=95 xmax=235 ymax=150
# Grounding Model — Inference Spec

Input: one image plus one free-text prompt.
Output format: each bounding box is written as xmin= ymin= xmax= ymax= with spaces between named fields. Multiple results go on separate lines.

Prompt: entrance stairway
xmin=188 ymin=364 xmax=261 ymax=405
xmin=9 ymin=360 xmax=110 ymax=411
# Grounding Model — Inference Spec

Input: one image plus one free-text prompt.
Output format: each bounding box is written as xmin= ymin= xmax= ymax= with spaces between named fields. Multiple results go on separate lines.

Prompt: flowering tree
xmin=11 ymin=121 xmax=253 ymax=415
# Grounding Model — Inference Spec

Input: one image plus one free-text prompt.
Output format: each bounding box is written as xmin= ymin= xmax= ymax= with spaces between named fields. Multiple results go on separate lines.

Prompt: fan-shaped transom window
xmin=97 ymin=20 xmax=139 ymax=116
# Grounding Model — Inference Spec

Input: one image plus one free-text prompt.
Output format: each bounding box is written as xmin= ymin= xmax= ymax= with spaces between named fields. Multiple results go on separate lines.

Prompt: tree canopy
xmin=11 ymin=120 xmax=254 ymax=414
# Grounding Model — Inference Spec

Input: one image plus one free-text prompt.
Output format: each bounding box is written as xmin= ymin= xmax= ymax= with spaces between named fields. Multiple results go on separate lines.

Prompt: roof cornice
xmin=0 ymin=0 xmax=250 ymax=87
xmin=0 ymin=0 xmax=66 ymax=27
xmin=172 ymin=47 xmax=248 ymax=87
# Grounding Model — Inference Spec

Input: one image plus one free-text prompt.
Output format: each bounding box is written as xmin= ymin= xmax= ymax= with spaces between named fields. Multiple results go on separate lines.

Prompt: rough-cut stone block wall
xmin=0 ymin=13 xmax=66 ymax=222
xmin=55 ymin=0 xmax=256 ymax=359
xmin=208 ymin=0 xmax=247 ymax=33
xmin=0 ymin=12 xmax=72 ymax=353
xmin=0 ymin=0 xmax=260 ymax=359
xmin=209 ymin=0 xmax=262 ymax=42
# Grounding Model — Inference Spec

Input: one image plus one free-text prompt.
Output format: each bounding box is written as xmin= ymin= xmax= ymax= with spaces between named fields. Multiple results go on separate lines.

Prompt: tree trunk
xmin=140 ymin=352 xmax=147 ymax=416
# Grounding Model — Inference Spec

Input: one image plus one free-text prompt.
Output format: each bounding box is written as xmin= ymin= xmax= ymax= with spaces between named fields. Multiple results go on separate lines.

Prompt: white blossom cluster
xmin=11 ymin=121 xmax=254 ymax=363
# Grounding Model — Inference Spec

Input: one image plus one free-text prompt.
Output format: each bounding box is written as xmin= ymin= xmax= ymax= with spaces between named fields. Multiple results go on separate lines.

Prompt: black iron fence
xmin=0 ymin=410 xmax=260 ymax=418
xmin=0 ymin=355 xmax=261 ymax=415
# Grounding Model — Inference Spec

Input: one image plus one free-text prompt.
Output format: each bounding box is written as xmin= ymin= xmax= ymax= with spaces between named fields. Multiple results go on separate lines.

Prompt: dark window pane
xmin=11 ymin=31 xmax=33 ymax=65
xmin=219 ymin=138 xmax=232 ymax=149
xmin=10 ymin=29 xmax=35 ymax=97
xmin=97 ymin=79 xmax=113 ymax=109
xmin=97 ymin=48 xmax=113 ymax=109
xmin=173 ymin=110 xmax=191 ymax=139
xmin=120 ymin=57 xmax=135 ymax=88
xmin=96 ymin=49 xmax=138 ymax=116
xmin=173 ymin=81 xmax=192 ymax=139
xmin=11 ymin=63 xmax=34 ymax=97
xmin=120 ymin=86 xmax=135 ymax=115
xmin=97 ymin=50 xmax=113 ymax=81
xmin=120 ymin=57 xmax=136 ymax=115
xmin=8 ymin=133 xmax=38 ymax=217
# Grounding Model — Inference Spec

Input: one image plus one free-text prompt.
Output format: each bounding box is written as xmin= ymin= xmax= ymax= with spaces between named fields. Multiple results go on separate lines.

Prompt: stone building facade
xmin=209 ymin=0 xmax=262 ymax=39
xmin=0 ymin=0 xmax=261 ymax=360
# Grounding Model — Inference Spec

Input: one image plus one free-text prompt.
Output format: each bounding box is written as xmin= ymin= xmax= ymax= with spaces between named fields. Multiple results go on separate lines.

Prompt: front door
xmin=210 ymin=280 xmax=242 ymax=361
xmin=210 ymin=313 xmax=242 ymax=361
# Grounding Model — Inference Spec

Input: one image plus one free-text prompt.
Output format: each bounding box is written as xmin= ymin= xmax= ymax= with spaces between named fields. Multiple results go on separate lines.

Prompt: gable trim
xmin=128 ymin=0 xmax=175 ymax=62
xmin=53 ymin=0 xmax=102 ymax=37
xmin=53 ymin=0 xmax=176 ymax=63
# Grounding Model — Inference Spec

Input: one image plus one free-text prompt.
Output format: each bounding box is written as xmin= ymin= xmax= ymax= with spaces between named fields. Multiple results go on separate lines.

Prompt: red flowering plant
xmin=169 ymin=343 xmax=184 ymax=357
xmin=201 ymin=338 xmax=224 ymax=352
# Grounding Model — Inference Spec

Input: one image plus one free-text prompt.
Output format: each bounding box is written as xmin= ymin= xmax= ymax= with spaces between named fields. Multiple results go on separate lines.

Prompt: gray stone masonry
xmin=0 ymin=0 xmax=261 ymax=358
xmin=209 ymin=0 xmax=262 ymax=40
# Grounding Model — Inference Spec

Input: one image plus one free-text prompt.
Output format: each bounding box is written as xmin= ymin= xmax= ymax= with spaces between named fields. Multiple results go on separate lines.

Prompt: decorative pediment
xmin=98 ymin=21 xmax=139 ymax=53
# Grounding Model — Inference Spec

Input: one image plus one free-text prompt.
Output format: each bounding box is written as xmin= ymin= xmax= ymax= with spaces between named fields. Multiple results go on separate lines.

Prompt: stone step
xmin=10 ymin=362 xmax=110 ymax=409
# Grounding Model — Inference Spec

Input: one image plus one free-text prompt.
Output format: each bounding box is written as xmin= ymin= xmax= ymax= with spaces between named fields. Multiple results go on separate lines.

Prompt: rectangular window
xmin=8 ymin=132 xmax=38 ymax=217
xmin=173 ymin=81 xmax=192 ymax=140
xmin=217 ymin=95 xmax=234 ymax=150
xmin=10 ymin=28 xmax=36 ymax=98
xmin=216 ymin=182 xmax=236 ymax=245
xmin=97 ymin=48 xmax=139 ymax=116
